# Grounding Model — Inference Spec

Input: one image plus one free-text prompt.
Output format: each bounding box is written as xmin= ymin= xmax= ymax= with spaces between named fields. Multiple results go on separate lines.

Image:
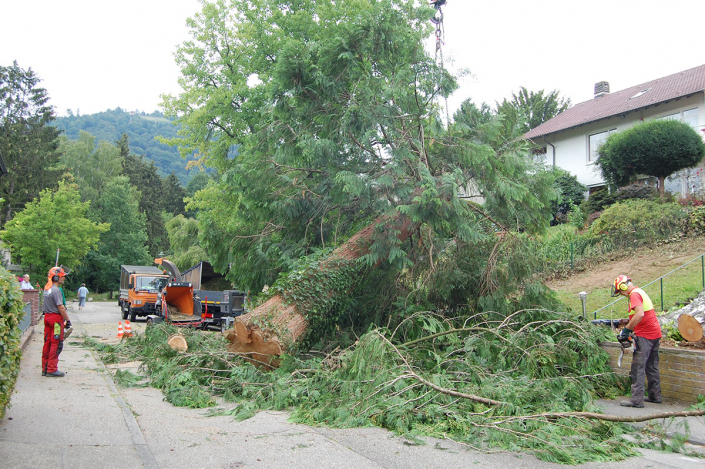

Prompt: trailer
xmin=181 ymin=261 xmax=246 ymax=332
xmin=119 ymin=265 xmax=170 ymax=322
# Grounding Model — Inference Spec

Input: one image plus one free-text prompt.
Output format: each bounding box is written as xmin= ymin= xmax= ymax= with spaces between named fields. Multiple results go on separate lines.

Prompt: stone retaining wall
xmin=601 ymin=342 xmax=705 ymax=404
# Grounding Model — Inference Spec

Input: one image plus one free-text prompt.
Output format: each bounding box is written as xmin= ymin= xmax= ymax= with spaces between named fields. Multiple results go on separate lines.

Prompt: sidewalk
xmin=0 ymin=310 xmax=154 ymax=469
xmin=1 ymin=305 xmax=704 ymax=468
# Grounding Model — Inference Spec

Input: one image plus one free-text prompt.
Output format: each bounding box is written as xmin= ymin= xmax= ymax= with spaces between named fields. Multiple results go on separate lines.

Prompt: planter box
xmin=601 ymin=342 xmax=705 ymax=404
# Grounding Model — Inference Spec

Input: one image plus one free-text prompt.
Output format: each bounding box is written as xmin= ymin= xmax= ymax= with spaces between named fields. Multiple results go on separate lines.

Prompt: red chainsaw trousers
xmin=42 ymin=313 xmax=64 ymax=374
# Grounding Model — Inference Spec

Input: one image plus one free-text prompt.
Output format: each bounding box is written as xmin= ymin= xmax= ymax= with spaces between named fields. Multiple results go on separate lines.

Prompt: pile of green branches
xmin=85 ymin=309 xmax=705 ymax=463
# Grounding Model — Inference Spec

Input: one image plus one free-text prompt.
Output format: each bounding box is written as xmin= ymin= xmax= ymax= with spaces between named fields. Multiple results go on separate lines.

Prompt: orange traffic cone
xmin=124 ymin=320 xmax=132 ymax=338
xmin=117 ymin=321 xmax=124 ymax=339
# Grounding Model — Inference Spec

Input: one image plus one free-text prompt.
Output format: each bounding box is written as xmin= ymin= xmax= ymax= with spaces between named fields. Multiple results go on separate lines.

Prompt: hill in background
xmin=55 ymin=108 xmax=197 ymax=184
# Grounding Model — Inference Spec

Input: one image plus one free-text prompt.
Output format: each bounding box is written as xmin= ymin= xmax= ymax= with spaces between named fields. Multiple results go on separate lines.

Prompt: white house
xmin=525 ymin=64 xmax=705 ymax=196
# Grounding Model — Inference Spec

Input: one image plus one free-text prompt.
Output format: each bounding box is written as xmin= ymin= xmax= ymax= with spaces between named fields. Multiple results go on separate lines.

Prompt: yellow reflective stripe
xmin=628 ymin=288 xmax=654 ymax=312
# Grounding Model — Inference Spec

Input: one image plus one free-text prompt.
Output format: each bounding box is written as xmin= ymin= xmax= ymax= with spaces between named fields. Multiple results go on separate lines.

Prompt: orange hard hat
xmin=44 ymin=266 xmax=68 ymax=290
xmin=612 ymin=275 xmax=631 ymax=297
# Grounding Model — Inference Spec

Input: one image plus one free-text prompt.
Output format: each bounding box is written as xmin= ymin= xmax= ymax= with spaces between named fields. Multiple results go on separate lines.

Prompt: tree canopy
xmin=80 ymin=176 xmax=151 ymax=293
xmin=496 ymin=86 xmax=571 ymax=133
xmin=597 ymin=119 xmax=705 ymax=196
xmin=0 ymin=180 xmax=109 ymax=276
xmin=164 ymin=0 xmax=559 ymax=321
xmin=0 ymin=61 xmax=62 ymax=228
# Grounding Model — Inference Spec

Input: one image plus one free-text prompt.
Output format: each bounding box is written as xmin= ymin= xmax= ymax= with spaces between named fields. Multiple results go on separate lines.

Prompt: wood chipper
xmin=153 ymin=258 xmax=202 ymax=325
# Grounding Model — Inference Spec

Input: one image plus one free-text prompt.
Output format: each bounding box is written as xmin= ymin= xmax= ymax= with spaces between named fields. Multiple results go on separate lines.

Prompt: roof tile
xmin=524 ymin=64 xmax=705 ymax=139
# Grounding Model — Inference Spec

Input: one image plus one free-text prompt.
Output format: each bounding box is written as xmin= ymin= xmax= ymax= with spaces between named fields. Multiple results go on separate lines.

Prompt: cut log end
xmin=167 ymin=334 xmax=188 ymax=352
xmin=678 ymin=314 xmax=704 ymax=342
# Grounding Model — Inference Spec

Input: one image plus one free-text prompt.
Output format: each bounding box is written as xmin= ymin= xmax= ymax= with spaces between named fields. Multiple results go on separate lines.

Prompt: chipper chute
xmin=163 ymin=282 xmax=195 ymax=317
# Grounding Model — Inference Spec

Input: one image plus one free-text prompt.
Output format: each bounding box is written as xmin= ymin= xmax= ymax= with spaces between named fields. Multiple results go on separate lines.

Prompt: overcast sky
xmin=1 ymin=0 xmax=703 ymax=117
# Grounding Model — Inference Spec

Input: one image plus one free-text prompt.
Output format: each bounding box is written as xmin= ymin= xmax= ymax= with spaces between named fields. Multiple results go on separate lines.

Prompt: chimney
xmin=594 ymin=81 xmax=610 ymax=98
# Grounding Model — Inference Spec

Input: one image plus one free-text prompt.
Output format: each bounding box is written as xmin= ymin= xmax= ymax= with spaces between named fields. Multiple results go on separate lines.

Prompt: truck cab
xmin=119 ymin=265 xmax=169 ymax=322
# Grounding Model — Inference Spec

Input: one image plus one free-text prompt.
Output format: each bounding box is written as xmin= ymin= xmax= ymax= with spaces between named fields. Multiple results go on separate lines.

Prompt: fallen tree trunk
xmin=225 ymin=213 xmax=418 ymax=366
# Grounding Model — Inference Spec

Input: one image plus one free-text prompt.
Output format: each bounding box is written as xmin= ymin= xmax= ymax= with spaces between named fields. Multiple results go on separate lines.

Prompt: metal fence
xmin=533 ymin=224 xmax=684 ymax=276
xmin=592 ymin=252 xmax=705 ymax=318
xmin=19 ymin=302 xmax=32 ymax=333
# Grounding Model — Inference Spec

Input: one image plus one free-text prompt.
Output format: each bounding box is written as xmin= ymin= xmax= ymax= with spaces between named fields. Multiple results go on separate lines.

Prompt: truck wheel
xmin=122 ymin=303 xmax=129 ymax=320
xmin=129 ymin=305 xmax=137 ymax=322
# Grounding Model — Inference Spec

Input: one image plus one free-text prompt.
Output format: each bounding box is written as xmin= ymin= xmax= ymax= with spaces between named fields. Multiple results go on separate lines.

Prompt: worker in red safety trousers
xmin=42 ymin=266 xmax=70 ymax=377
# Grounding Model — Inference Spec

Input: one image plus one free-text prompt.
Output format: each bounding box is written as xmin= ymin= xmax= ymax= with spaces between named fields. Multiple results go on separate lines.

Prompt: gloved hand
xmin=65 ymin=320 xmax=72 ymax=329
xmin=617 ymin=327 xmax=632 ymax=342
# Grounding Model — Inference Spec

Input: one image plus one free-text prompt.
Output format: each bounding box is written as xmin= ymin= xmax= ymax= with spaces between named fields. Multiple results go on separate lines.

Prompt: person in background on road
xmin=42 ymin=266 xmax=71 ymax=377
xmin=77 ymin=283 xmax=89 ymax=310
xmin=613 ymin=275 xmax=662 ymax=408
xmin=20 ymin=274 xmax=33 ymax=290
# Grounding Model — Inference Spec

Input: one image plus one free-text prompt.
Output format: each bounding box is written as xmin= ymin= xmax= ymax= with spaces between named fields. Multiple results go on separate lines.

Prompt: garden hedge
xmin=0 ymin=267 xmax=26 ymax=420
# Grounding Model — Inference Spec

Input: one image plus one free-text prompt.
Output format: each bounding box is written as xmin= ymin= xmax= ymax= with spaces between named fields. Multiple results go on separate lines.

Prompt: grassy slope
xmin=545 ymin=236 xmax=705 ymax=319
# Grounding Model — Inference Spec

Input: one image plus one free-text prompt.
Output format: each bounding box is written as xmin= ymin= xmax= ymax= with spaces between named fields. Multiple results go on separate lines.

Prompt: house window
xmin=682 ymin=108 xmax=699 ymax=128
xmin=658 ymin=108 xmax=698 ymax=129
xmin=588 ymin=129 xmax=615 ymax=163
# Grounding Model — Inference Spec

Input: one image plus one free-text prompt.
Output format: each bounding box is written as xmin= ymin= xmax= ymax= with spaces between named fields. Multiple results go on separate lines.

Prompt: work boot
xmin=620 ymin=400 xmax=643 ymax=408
xmin=644 ymin=397 xmax=662 ymax=404
xmin=41 ymin=370 xmax=46 ymax=376
xmin=46 ymin=371 xmax=65 ymax=377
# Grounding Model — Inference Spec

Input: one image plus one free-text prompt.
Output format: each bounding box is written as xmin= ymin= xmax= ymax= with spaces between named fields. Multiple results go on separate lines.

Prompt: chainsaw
xmin=617 ymin=332 xmax=633 ymax=368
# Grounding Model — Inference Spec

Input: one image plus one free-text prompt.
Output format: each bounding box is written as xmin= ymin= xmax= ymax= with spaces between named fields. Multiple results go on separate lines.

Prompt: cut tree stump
xmin=225 ymin=214 xmax=417 ymax=367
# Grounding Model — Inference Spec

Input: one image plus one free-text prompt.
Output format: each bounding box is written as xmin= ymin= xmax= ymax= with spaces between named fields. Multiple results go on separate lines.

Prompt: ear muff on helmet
xmin=612 ymin=275 xmax=631 ymax=296
xmin=52 ymin=274 xmax=60 ymax=282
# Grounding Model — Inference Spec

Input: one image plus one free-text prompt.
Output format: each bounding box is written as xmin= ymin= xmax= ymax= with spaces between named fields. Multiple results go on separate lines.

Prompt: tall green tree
xmin=163 ymin=172 xmax=187 ymax=216
xmin=185 ymin=171 xmax=212 ymax=198
xmin=497 ymin=87 xmax=570 ymax=133
xmin=0 ymin=62 xmax=62 ymax=227
xmin=165 ymin=214 xmax=207 ymax=271
xmin=0 ymin=180 xmax=109 ymax=276
xmin=164 ymin=0 xmax=557 ymax=318
xmin=57 ymin=131 xmax=123 ymax=203
xmin=80 ymin=176 xmax=151 ymax=294
xmin=119 ymin=134 xmax=168 ymax=256
xmin=597 ymin=119 xmax=705 ymax=196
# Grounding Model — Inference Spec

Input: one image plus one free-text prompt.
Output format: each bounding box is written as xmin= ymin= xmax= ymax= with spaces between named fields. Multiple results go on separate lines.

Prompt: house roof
xmin=524 ymin=64 xmax=705 ymax=140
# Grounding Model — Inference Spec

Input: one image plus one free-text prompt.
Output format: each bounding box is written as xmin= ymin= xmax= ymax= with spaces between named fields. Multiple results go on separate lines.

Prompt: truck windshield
xmin=136 ymin=276 xmax=168 ymax=293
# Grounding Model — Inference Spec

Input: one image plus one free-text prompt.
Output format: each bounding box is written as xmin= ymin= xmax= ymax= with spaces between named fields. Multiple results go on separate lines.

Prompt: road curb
xmin=19 ymin=325 xmax=35 ymax=352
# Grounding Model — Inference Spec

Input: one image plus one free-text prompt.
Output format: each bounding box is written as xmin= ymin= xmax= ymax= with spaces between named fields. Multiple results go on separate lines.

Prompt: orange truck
xmin=119 ymin=265 xmax=169 ymax=322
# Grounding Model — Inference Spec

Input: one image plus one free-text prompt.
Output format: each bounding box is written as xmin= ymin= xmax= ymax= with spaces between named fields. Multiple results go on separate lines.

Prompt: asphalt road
xmin=1 ymin=300 xmax=703 ymax=468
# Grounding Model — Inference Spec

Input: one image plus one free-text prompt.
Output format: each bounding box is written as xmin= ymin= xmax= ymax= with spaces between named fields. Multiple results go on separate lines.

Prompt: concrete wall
xmin=601 ymin=342 xmax=705 ymax=404
xmin=543 ymin=92 xmax=705 ymax=195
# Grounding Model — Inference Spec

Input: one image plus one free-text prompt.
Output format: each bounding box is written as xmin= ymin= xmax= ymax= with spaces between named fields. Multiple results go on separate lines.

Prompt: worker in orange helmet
xmin=612 ymin=275 xmax=662 ymax=408
xmin=42 ymin=266 xmax=70 ymax=377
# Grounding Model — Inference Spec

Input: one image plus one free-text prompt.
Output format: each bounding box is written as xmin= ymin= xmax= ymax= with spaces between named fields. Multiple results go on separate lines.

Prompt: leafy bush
xmin=583 ymin=188 xmax=617 ymax=214
xmin=589 ymin=199 xmax=686 ymax=244
xmin=567 ymin=203 xmax=585 ymax=229
xmin=551 ymin=169 xmax=587 ymax=223
xmin=685 ymin=206 xmax=705 ymax=235
xmin=615 ymin=183 xmax=659 ymax=202
xmin=0 ymin=267 xmax=27 ymax=420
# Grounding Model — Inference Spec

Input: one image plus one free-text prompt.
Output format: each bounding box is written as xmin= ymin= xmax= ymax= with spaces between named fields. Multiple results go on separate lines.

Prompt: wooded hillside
xmin=55 ymin=108 xmax=197 ymax=183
